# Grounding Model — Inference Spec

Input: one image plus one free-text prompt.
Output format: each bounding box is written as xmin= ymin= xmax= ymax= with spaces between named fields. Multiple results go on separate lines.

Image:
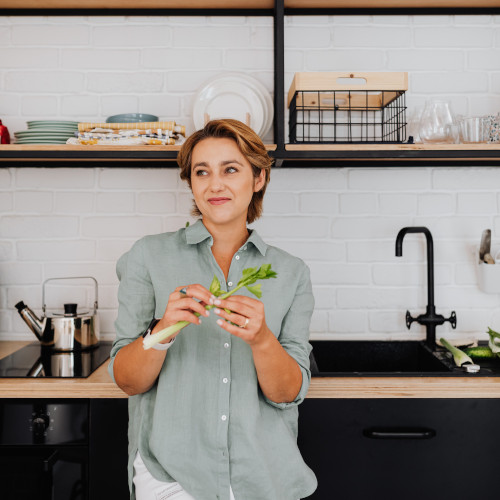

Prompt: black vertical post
xmin=273 ymin=0 xmax=285 ymax=162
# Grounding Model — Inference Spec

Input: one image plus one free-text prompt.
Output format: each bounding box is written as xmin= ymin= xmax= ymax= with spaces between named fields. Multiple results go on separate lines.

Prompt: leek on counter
xmin=143 ymin=264 xmax=277 ymax=350
xmin=487 ymin=327 xmax=500 ymax=356
xmin=439 ymin=337 xmax=474 ymax=367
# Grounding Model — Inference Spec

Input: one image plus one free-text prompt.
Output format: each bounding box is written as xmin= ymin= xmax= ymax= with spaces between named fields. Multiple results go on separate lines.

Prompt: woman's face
xmin=190 ymin=137 xmax=265 ymax=229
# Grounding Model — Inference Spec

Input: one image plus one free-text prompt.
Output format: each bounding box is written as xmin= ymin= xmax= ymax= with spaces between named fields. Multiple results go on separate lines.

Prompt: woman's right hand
xmin=153 ymin=284 xmax=214 ymax=342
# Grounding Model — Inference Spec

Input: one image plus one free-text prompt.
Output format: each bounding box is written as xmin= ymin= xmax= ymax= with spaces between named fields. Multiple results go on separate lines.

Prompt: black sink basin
xmin=309 ymin=340 xmax=452 ymax=375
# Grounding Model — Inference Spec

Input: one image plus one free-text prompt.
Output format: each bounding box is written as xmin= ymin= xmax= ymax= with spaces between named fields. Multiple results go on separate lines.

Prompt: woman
xmin=109 ymin=119 xmax=317 ymax=500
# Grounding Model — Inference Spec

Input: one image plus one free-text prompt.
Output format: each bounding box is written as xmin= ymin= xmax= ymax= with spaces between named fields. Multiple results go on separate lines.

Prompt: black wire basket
xmin=288 ymin=72 xmax=408 ymax=144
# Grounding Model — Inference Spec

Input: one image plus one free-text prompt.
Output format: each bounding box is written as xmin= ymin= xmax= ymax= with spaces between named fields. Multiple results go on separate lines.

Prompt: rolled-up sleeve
xmin=264 ymin=262 xmax=314 ymax=410
xmin=108 ymin=237 xmax=155 ymax=384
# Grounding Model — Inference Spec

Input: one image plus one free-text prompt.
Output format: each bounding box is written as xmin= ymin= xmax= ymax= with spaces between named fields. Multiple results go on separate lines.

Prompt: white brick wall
xmin=2 ymin=165 xmax=499 ymax=342
xmin=1 ymin=14 xmax=500 ymax=341
xmin=2 ymin=14 xmax=499 ymax=135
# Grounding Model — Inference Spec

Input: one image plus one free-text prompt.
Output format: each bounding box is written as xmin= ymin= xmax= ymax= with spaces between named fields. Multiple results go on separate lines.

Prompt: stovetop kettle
xmin=15 ymin=277 xmax=100 ymax=351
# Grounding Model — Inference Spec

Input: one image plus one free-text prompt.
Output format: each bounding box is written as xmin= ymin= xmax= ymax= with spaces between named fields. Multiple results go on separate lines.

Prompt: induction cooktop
xmin=0 ymin=341 xmax=112 ymax=378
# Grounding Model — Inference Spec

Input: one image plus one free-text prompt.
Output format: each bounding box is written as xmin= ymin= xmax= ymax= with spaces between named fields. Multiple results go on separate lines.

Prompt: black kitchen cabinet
xmin=90 ymin=399 xmax=129 ymax=500
xmin=298 ymin=398 xmax=500 ymax=500
xmin=0 ymin=398 xmax=129 ymax=500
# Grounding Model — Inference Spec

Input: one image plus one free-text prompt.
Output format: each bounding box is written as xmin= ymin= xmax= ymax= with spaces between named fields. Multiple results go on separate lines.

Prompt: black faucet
xmin=395 ymin=226 xmax=456 ymax=348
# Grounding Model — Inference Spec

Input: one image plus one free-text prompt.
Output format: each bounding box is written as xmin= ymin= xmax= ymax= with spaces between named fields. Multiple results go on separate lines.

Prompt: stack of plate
xmin=14 ymin=121 xmax=79 ymax=144
xmin=193 ymin=73 xmax=274 ymax=138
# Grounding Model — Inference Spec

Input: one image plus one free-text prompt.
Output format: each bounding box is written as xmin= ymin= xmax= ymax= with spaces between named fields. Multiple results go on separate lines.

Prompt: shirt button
xmin=235 ymin=255 xmax=240 ymax=260
xmin=224 ymin=343 xmax=229 ymax=348
xmin=228 ymin=281 xmax=233 ymax=287
xmin=223 ymin=377 xmax=228 ymax=383
xmin=221 ymin=415 xmax=227 ymax=421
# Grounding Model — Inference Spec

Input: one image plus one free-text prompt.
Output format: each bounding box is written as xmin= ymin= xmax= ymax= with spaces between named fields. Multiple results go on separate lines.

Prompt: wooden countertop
xmin=2 ymin=341 xmax=500 ymax=399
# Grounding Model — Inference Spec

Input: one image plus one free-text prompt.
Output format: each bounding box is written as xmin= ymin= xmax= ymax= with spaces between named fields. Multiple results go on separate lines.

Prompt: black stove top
xmin=0 ymin=341 xmax=112 ymax=378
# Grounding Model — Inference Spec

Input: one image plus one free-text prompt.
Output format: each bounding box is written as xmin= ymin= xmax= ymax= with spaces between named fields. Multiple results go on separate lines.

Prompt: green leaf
xmin=487 ymin=327 xmax=500 ymax=341
xmin=241 ymin=266 xmax=258 ymax=280
xmin=245 ymin=283 xmax=262 ymax=298
xmin=257 ymin=263 xmax=271 ymax=278
xmin=209 ymin=275 xmax=221 ymax=295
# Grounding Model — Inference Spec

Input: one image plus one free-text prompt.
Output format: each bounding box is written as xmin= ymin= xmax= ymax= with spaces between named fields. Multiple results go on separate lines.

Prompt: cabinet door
xmin=89 ymin=399 xmax=129 ymax=500
xmin=298 ymin=399 xmax=500 ymax=500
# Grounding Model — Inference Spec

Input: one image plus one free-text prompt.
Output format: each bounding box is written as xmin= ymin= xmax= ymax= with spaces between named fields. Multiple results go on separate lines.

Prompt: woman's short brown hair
xmin=177 ymin=119 xmax=272 ymax=224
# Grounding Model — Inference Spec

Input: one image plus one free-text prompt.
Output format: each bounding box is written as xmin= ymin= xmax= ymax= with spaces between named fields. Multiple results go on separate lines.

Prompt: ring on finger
xmin=239 ymin=317 xmax=250 ymax=329
xmin=179 ymin=287 xmax=188 ymax=296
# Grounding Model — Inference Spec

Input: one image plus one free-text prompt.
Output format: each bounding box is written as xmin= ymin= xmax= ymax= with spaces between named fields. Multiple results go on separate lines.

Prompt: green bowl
xmin=106 ymin=113 xmax=159 ymax=123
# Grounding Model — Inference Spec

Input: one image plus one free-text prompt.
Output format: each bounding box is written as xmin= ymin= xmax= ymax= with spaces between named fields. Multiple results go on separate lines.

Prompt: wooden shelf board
xmin=286 ymin=143 xmax=500 ymax=152
xmin=1 ymin=144 xmax=182 ymax=152
xmin=2 ymin=0 xmax=496 ymax=9
xmin=0 ymin=144 xmax=277 ymax=152
xmin=0 ymin=0 xmax=274 ymax=9
xmin=285 ymin=0 xmax=500 ymax=8
xmin=0 ymin=144 xmax=277 ymax=163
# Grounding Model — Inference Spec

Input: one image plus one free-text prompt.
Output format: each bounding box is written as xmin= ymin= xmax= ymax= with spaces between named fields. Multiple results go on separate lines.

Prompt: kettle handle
xmin=42 ymin=277 xmax=98 ymax=315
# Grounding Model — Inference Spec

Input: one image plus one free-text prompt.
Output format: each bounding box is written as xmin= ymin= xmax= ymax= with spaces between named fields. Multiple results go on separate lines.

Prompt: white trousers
xmin=133 ymin=452 xmax=236 ymax=500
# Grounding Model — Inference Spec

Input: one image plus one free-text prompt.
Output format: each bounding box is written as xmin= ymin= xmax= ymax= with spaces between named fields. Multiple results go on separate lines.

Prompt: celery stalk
xmin=143 ymin=264 xmax=277 ymax=350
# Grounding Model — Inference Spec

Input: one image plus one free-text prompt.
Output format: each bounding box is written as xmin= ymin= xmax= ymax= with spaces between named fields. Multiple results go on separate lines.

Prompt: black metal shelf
xmin=3 ymin=1 xmax=500 ymax=167
xmin=274 ymin=149 xmax=500 ymax=168
xmin=2 ymin=145 xmax=500 ymax=168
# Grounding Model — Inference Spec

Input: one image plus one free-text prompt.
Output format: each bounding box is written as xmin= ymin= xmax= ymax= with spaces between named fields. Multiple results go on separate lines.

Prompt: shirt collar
xmin=185 ymin=219 xmax=267 ymax=256
xmin=185 ymin=219 xmax=213 ymax=245
xmin=246 ymin=227 xmax=267 ymax=256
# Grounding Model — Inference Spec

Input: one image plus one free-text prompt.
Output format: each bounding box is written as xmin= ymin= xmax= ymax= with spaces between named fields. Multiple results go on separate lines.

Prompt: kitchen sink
xmin=309 ymin=340 xmax=452 ymax=376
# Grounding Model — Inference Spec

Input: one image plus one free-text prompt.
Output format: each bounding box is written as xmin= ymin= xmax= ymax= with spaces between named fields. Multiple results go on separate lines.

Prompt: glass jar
xmin=419 ymin=100 xmax=455 ymax=144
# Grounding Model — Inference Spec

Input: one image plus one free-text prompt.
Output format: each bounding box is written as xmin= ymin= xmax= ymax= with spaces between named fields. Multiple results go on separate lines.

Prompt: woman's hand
xmin=153 ymin=284 xmax=214 ymax=342
xmin=213 ymin=295 xmax=272 ymax=347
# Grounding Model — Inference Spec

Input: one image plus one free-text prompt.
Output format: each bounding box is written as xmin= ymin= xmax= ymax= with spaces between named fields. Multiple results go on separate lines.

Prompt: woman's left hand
xmin=213 ymin=295 xmax=271 ymax=347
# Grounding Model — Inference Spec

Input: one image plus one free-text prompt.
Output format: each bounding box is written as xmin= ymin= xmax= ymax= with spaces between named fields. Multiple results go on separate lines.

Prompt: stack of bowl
xmin=105 ymin=113 xmax=159 ymax=123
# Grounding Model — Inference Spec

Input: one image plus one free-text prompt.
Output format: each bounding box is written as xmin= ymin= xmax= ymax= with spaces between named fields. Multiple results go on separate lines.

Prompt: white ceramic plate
xmin=193 ymin=73 xmax=273 ymax=138
xmin=249 ymin=76 xmax=274 ymax=138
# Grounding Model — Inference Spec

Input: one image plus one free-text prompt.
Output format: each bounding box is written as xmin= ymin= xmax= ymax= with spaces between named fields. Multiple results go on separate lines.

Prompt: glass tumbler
xmin=459 ymin=116 xmax=488 ymax=143
xmin=419 ymin=100 xmax=455 ymax=144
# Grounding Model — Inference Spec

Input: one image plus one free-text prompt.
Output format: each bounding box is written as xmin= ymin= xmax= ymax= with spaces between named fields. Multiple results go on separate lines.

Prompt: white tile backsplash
xmin=1 ymin=14 xmax=500 ymax=340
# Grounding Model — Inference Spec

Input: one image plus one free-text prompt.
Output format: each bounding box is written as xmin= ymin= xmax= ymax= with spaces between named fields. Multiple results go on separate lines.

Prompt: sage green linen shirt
xmin=109 ymin=220 xmax=317 ymax=500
